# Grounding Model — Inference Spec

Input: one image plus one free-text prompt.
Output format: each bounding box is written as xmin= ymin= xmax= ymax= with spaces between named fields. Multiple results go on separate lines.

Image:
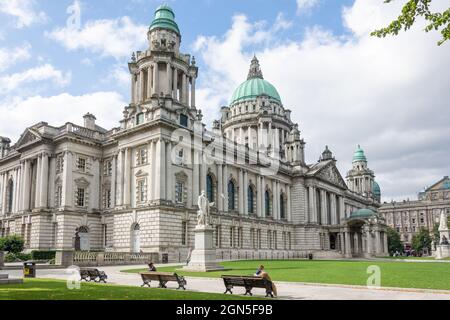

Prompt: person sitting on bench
xmin=148 ymin=262 xmax=157 ymax=272
xmin=258 ymin=265 xmax=277 ymax=297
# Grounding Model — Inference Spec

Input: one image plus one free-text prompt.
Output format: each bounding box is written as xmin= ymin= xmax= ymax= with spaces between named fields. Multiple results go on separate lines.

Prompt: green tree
xmin=386 ymin=227 xmax=403 ymax=254
xmin=0 ymin=235 xmax=25 ymax=254
xmin=371 ymin=0 xmax=450 ymax=46
xmin=411 ymin=227 xmax=432 ymax=254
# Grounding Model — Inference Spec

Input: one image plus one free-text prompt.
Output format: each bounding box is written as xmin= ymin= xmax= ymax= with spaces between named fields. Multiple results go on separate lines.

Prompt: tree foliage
xmin=371 ymin=0 xmax=450 ymax=45
xmin=386 ymin=227 xmax=403 ymax=254
xmin=0 ymin=235 xmax=25 ymax=254
xmin=411 ymin=227 xmax=432 ymax=253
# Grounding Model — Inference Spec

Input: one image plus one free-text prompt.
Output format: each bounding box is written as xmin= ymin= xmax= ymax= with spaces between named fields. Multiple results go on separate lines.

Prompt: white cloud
xmin=0 ymin=0 xmax=47 ymax=28
xmin=46 ymin=16 xmax=147 ymax=60
xmin=0 ymin=64 xmax=71 ymax=94
xmin=296 ymin=0 xmax=320 ymax=14
xmin=0 ymin=43 xmax=31 ymax=72
xmin=0 ymin=92 xmax=126 ymax=141
xmin=193 ymin=0 xmax=450 ymax=201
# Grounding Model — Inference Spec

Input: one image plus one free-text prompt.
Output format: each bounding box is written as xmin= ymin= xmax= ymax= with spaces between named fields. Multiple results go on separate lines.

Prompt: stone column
xmin=223 ymin=165 xmax=228 ymax=213
xmin=1 ymin=173 xmax=6 ymax=214
xmin=111 ymin=154 xmax=117 ymax=208
xmin=354 ymin=233 xmax=360 ymax=255
xmin=261 ymin=176 xmax=266 ymax=217
xmin=13 ymin=169 xmax=19 ymax=213
xmin=186 ymin=76 xmax=190 ymax=107
xmin=34 ymin=155 xmax=42 ymax=208
xmin=238 ymin=169 xmax=244 ymax=214
xmin=330 ymin=194 xmax=337 ymax=225
xmin=375 ymin=229 xmax=381 ymax=255
xmin=173 ymin=68 xmax=178 ymax=100
xmin=62 ymin=152 xmax=73 ymax=209
xmin=217 ymin=164 xmax=223 ymax=211
xmin=339 ymin=196 xmax=346 ymax=221
xmin=160 ymin=140 xmax=167 ymax=200
xmin=192 ymin=150 xmax=200 ymax=206
xmin=22 ymin=160 xmax=31 ymax=211
xmin=131 ymin=74 xmax=136 ymax=104
xmin=147 ymin=67 xmax=153 ymax=99
xmin=308 ymin=186 xmax=315 ymax=223
xmin=344 ymin=230 xmax=352 ymax=258
xmin=383 ymin=232 xmax=388 ymax=255
xmin=256 ymin=175 xmax=261 ymax=217
xmin=243 ymin=170 xmax=248 ymax=215
xmin=139 ymin=69 xmax=145 ymax=102
xmin=166 ymin=63 xmax=172 ymax=96
xmin=39 ymin=153 xmax=49 ymax=209
xmin=153 ymin=63 xmax=158 ymax=96
xmin=166 ymin=141 xmax=172 ymax=202
xmin=272 ymin=180 xmax=278 ymax=219
xmin=191 ymin=77 xmax=196 ymax=107
xmin=320 ymin=189 xmax=327 ymax=225
xmin=287 ymin=185 xmax=292 ymax=222
xmin=200 ymin=155 xmax=206 ymax=196
xmin=123 ymin=147 xmax=132 ymax=206
xmin=366 ymin=227 xmax=372 ymax=257
xmin=116 ymin=149 xmax=123 ymax=206
xmin=181 ymin=74 xmax=187 ymax=104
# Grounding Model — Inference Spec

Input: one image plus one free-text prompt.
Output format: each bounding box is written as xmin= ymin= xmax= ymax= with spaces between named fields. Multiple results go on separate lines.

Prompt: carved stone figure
xmin=439 ymin=210 xmax=448 ymax=231
xmin=197 ymin=190 xmax=214 ymax=226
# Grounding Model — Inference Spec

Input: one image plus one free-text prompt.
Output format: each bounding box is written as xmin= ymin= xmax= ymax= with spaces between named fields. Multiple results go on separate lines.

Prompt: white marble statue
xmin=197 ymin=190 xmax=214 ymax=226
xmin=439 ymin=210 xmax=448 ymax=231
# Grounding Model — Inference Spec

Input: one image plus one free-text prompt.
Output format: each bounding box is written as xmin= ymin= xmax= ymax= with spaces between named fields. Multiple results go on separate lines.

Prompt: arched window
xmin=248 ymin=186 xmax=255 ymax=214
xmin=228 ymin=181 xmax=235 ymax=211
xmin=206 ymin=174 xmax=214 ymax=203
xmin=7 ymin=180 xmax=13 ymax=213
xmin=280 ymin=195 xmax=286 ymax=219
xmin=265 ymin=190 xmax=271 ymax=217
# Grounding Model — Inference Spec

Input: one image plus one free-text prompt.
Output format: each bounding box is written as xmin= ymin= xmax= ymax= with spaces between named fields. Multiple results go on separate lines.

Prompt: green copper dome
xmin=350 ymin=208 xmax=378 ymax=219
xmin=373 ymin=181 xmax=381 ymax=196
xmin=149 ymin=4 xmax=180 ymax=35
xmin=230 ymin=56 xmax=282 ymax=105
xmin=353 ymin=145 xmax=367 ymax=163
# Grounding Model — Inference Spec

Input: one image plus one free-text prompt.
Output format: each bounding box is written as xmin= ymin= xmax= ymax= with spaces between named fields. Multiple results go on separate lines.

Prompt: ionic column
xmin=383 ymin=232 xmax=388 ymax=255
xmin=166 ymin=63 xmax=172 ymax=96
xmin=339 ymin=196 xmax=346 ymax=221
xmin=22 ymin=160 xmax=31 ymax=211
xmin=330 ymin=194 xmax=337 ymax=225
xmin=181 ymin=74 xmax=187 ymax=104
xmin=238 ymin=169 xmax=244 ymax=214
xmin=287 ymin=185 xmax=292 ymax=222
xmin=320 ymin=189 xmax=327 ymax=225
xmin=256 ymin=175 xmax=261 ymax=217
xmin=61 ymin=152 xmax=73 ymax=208
xmin=1 ymin=173 xmax=6 ymax=214
xmin=165 ymin=141 xmax=172 ymax=202
xmin=375 ymin=229 xmax=381 ymax=255
xmin=223 ymin=165 xmax=228 ymax=212
xmin=239 ymin=127 xmax=244 ymax=145
xmin=272 ymin=180 xmax=278 ymax=219
xmin=366 ymin=227 xmax=372 ymax=256
xmin=111 ymin=155 xmax=117 ymax=208
xmin=243 ymin=170 xmax=248 ymax=215
xmin=173 ymin=68 xmax=178 ymax=100
xmin=131 ymin=74 xmax=136 ymax=104
xmin=308 ymin=186 xmax=315 ymax=223
xmin=217 ymin=164 xmax=223 ymax=211
xmin=345 ymin=230 xmax=352 ymax=257
xmin=123 ymin=148 xmax=131 ymax=206
xmin=354 ymin=233 xmax=360 ymax=255
xmin=191 ymin=77 xmax=196 ymax=107
xmin=139 ymin=69 xmax=145 ymax=102
xmin=34 ymin=155 xmax=42 ymax=208
xmin=186 ymin=77 xmax=190 ymax=107
xmin=12 ymin=169 xmax=19 ymax=213
xmin=192 ymin=150 xmax=200 ymax=206
xmin=200 ymin=155 xmax=206 ymax=196
xmin=261 ymin=176 xmax=266 ymax=216
xmin=147 ymin=66 xmax=152 ymax=98
xmin=158 ymin=139 xmax=167 ymax=200
xmin=152 ymin=63 xmax=158 ymax=96
xmin=39 ymin=153 xmax=49 ymax=209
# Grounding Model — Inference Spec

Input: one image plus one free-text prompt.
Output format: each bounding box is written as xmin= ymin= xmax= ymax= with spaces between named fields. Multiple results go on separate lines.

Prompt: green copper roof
xmin=353 ymin=145 xmax=367 ymax=163
xmin=230 ymin=78 xmax=282 ymax=105
xmin=350 ymin=208 xmax=377 ymax=219
xmin=373 ymin=181 xmax=381 ymax=196
xmin=149 ymin=4 xmax=180 ymax=35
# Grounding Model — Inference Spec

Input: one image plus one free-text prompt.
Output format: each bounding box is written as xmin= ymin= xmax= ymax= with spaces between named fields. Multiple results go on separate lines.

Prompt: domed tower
xmin=127 ymin=4 xmax=198 ymax=110
xmin=346 ymin=145 xmax=380 ymax=202
xmin=220 ymin=56 xmax=304 ymax=162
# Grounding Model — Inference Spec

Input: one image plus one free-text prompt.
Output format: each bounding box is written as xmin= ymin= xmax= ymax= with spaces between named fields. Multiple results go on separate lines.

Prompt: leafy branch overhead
xmin=371 ymin=0 xmax=450 ymax=45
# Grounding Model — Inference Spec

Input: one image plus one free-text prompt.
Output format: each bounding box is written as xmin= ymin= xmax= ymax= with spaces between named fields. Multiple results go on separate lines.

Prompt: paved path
xmin=3 ymin=264 xmax=450 ymax=300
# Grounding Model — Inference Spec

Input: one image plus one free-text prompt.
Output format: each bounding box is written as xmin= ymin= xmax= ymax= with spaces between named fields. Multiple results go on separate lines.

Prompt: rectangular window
xmin=77 ymin=158 xmax=86 ymax=172
xmin=136 ymin=113 xmax=144 ymax=125
xmin=175 ymin=182 xmax=184 ymax=203
xmin=76 ymin=188 xmax=85 ymax=207
xmin=180 ymin=114 xmax=188 ymax=127
xmin=137 ymin=148 xmax=148 ymax=165
xmin=104 ymin=160 xmax=112 ymax=176
xmin=56 ymin=155 xmax=64 ymax=174
xmin=181 ymin=221 xmax=188 ymax=246
xmin=104 ymin=189 xmax=111 ymax=208
xmin=137 ymin=180 xmax=146 ymax=203
xmin=215 ymin=225 xmax=221 ymax=248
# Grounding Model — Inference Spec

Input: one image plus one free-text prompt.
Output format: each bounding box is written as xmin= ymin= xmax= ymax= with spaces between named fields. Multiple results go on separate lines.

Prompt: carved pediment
xmin=74 ymin=177 xmax=90 ymax=187
xmin=16 ymin=129 xmax=41 ymax=148
xmin=135 ymin=169 xmax=148 ymax=177
xmin=316 ymin=163 xmax=348 ymax=189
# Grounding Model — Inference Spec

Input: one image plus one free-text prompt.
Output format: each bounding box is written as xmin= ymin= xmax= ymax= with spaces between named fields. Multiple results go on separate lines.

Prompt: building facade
xmin=380 ymin=176 xmax=450 ymax=249
xmin=0 ymin=5 xmax=389 ymax=262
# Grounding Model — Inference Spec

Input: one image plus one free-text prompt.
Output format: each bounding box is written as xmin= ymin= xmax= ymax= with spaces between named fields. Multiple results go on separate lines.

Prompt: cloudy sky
xmin=0 ymin=0 xmax=449 ymax=202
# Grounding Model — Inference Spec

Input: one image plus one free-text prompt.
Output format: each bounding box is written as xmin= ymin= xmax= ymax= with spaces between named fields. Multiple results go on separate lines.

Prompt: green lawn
xmin=123 ymin=259 xmax=450 ymax=291
xmin=0 ymin=279 xmax=261 ymax=300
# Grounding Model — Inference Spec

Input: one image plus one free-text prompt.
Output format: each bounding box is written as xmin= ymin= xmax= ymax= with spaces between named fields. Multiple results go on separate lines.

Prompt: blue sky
xmin=0 ymin=0 xmax=449 ymax=201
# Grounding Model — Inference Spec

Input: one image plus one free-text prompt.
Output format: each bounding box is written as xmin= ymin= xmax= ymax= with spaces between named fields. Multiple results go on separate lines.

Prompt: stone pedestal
xmin=436 ymin=245 xmax=450 ymax=260
xmin=55 ymin=250 xmax=74 ymax=267
xmin=183 ymin=226 xmax=224 ymax=272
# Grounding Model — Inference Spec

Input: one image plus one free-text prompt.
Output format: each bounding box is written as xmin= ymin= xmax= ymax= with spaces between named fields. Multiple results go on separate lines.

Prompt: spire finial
xmin=247 ymin=56 xmax=264 ymax=80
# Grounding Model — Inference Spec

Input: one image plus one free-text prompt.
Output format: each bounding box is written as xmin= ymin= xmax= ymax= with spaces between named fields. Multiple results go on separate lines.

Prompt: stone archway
xmin=76 ymin=226 xmax=90 ymax=251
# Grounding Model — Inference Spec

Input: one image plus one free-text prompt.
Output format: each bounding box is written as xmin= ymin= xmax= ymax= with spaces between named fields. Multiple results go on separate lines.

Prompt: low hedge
xmin=5 ymin=252 xmax=32 ymax=262
xmin=31 ymin=250 xmax=56 ymax=261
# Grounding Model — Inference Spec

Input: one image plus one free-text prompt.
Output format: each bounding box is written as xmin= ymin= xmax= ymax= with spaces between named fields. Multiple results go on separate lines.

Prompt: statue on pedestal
xmin=439 ymin=210 xmax=448 ymax=231
xmin=197 ymin=190 xmax=214 ymax=227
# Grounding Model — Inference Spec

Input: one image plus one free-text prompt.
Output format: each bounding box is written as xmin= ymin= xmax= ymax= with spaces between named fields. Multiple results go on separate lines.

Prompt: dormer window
xmin=136 ymin=113 xmax=144 ymax=125
xmin=180 ymin=114 xmax=188 ymax=127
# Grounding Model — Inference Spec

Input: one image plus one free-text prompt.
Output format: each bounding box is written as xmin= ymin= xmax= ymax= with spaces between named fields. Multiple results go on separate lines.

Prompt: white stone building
xmin=0 ymin=5 xmax=389 ymax=262
xmin=380 ymin=176 xmax=450 ymax=250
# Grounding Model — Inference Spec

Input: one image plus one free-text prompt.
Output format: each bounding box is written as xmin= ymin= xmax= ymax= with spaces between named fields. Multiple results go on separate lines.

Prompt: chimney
xmin=83 ymin=113 xmax=96 ymax=130
xmin=0 ymin=137 xmax=11 ymax=159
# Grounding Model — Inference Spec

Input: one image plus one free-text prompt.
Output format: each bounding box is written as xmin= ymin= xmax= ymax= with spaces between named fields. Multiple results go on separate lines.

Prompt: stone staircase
xmin=0 ymin=273 xmax=23 ymax=285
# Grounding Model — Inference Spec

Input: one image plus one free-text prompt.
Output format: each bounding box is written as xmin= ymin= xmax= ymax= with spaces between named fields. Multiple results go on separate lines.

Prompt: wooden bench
xmin=139 ymin=272 xmax=187 ymax=290
xmin=79 ymin=268 xmax=108 ymax=283
xmin=221 ymin=275 xmax=274 ymax=298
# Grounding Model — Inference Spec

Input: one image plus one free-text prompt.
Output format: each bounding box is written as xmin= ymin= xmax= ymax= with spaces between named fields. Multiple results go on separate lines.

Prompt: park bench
xmin=139 ymin=272 xmax=187 ymax=290
xmin=221 ymin=275 xmax=274 ymax=298
xmin=79 ymin=268 xmax=108 ymax=283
